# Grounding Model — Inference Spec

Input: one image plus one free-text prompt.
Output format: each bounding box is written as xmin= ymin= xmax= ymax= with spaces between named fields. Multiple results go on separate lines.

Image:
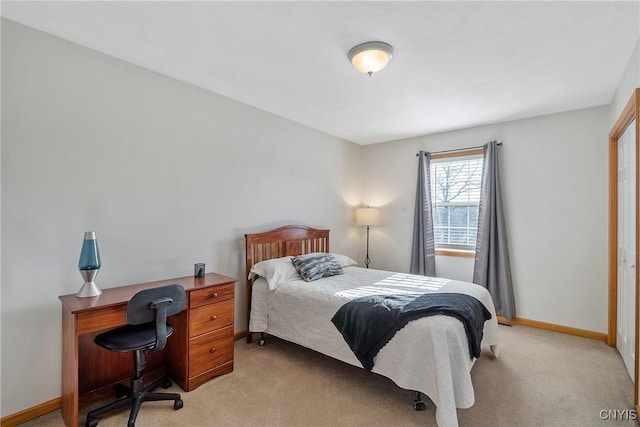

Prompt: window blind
xmin=430 ymin=155 xmax=483 ymax=249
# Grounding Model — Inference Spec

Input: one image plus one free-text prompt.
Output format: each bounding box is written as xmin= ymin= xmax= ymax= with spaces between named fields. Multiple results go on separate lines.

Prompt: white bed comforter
xmin=250 ymin=266 xmax=499 ymax=427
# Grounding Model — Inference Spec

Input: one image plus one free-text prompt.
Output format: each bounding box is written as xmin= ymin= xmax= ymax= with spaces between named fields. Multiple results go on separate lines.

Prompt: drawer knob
xmin=210 ymin=315 xmax=218 ymax=321
xmin=210 ymin=347 xmax=217 ymax=354
xmin=210 ymin=292 xmax=218 ymax=298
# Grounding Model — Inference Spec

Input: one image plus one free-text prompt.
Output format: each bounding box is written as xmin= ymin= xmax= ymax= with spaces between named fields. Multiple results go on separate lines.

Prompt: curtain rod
xmin=416 ymin=141 xmax=502 ymax=156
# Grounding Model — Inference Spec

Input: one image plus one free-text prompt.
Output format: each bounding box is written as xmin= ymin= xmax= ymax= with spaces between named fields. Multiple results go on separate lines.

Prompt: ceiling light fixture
xmin=348 ymin=41 xmax=394 ymax=77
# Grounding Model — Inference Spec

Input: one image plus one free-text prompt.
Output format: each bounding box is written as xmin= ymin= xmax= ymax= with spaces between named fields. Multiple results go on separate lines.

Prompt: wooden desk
xmin=59 ymin=273 xmax=236 ymax=427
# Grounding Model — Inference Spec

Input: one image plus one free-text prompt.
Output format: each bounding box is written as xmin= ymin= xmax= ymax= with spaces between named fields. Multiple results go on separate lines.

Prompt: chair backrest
xmin=125 ymin=284 xmax=186 ymax=352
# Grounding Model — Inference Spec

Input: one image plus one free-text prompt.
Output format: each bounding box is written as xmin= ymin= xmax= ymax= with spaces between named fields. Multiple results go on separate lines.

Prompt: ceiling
xmin=2 ymin=1 xmax=639 ymax=145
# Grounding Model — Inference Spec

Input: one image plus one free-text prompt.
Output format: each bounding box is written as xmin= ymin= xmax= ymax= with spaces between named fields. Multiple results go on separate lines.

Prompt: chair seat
xmin=95 ymin=323 xmax=174 ymax=352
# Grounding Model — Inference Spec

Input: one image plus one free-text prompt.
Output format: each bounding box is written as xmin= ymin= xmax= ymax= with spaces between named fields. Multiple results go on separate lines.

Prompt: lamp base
xmin=77 ymin=269 xmax=102 ymax=297
xmin=77 ymin=281 xmax=102 ymax=298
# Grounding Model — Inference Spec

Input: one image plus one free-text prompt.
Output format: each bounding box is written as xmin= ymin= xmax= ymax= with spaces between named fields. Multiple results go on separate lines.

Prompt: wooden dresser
xmin=59 ymin=272 xmax=236 ymax=427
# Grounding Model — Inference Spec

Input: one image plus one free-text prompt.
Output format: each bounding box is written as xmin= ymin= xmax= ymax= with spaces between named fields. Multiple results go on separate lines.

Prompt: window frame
xmin=430 ymin=148 xmax=484 ymax=257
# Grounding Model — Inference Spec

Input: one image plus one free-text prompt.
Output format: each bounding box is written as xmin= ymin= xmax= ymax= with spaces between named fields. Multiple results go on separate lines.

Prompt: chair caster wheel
xmin=414 ymin=400 xmax=427 ymax=411
xmin=162 ymin=378 xmax=173 ymax=389
xmin=174 ymin=399 xmax=184 ymax=410
xmin=115 ymin=383 xmax=128 ymax=398
xmin=86 ymin=416 xmax=98 ymax=427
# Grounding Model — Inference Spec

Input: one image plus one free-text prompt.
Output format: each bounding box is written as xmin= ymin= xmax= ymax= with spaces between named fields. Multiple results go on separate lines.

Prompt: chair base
xmin=86 ymin=375 xmax=183 ymax=427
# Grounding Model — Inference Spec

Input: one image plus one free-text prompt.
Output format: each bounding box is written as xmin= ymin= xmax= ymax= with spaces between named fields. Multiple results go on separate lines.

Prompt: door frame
xmin=609 ymin=88 xmax=640 ymax=409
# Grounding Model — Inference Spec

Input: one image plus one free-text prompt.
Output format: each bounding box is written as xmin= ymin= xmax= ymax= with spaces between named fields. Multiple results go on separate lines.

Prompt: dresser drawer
xmin=189 ymin=298 xmax=234 ymax=337
xmin=190 ymin=283 xmax=234 ymax=308
xmin=188 ymin=325 xmax=234 ymax=377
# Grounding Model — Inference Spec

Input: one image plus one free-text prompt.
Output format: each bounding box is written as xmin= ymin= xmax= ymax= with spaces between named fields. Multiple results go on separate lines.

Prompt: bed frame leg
xmin=259 ymin=332 xmax=265 ymax=346
xmin=413 ymin=392 xmax=427 ymax=411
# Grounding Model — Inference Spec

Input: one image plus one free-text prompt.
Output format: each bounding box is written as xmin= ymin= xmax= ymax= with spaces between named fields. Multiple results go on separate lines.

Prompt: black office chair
xmin=86 ymin=284 xmax=186 ymax=427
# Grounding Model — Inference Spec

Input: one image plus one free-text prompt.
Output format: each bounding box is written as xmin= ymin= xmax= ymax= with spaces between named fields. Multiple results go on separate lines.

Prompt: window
xmin=430 ymin=150 xmax=483 ymax=251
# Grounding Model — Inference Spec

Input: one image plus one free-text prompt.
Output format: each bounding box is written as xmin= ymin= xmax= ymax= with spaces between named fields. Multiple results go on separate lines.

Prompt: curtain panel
xmin=410 ymin=151 xmax=436 ymax=276
xmin=472 ymin=141 xmax=516 ymax=319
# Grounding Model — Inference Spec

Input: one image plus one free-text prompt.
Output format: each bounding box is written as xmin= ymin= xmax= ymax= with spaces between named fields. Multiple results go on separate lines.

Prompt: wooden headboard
xmin=244 ymin=225 xmax=330 ymax=343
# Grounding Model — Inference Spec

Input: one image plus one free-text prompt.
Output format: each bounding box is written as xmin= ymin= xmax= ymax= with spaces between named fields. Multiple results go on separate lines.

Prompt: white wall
xmin=361 ymin=107 xmax=610 ymax=334
xmin=0 ymin=19 xmax=362 ymax=416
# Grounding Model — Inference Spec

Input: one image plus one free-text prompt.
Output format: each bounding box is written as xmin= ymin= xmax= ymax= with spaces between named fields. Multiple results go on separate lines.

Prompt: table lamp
xmin=77 ymin=231 xmax=102 ymax=297
xmin=356 ymin=207 xmax=380 ymax=268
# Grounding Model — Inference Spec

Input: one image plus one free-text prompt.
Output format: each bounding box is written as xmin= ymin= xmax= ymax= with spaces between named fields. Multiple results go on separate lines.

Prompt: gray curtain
xmin=473 ymin=141 xmax=516 ymax=319
xmin=410 ymin=151 xmax=436 ymax=276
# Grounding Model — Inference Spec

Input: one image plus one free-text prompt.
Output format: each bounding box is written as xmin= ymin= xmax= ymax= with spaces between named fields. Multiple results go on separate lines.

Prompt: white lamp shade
xmin=356 ymin=207 xmax=380 ymax=226
xmin=348 ymin=41 xmax=394 ymax=75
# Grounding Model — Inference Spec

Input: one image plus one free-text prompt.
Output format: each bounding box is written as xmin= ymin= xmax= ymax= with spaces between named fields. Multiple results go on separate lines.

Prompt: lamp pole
xmin=365 ymin=225 xmax=371 ymax=268
xmin=356 ymin=206 xmax=379 ymax=269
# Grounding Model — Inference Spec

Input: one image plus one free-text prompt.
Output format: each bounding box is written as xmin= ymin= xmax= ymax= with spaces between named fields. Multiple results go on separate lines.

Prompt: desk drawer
xmin=189 ymin=299 xmax=234 ymax=337
xmin=190 ymin=283 xmax=234 ymax=308
xmin=188 ymin=325 xmax=234 ymax=377
xmin=187 ymin=360 xmax=233 ymax=391
xmin=77 ymin=306 xmax=126 ymax=335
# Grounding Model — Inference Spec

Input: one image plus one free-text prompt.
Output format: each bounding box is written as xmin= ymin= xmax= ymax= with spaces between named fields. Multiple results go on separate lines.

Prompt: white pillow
xmin=249 ymin=256 xmax=300 ymax=290
xmin=329 ymin=253 xmax=358 ymax=268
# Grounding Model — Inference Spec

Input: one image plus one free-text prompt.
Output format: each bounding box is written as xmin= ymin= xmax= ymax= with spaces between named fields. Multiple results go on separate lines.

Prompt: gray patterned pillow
xmin=291 ymin=253 xmax=344 ymax=282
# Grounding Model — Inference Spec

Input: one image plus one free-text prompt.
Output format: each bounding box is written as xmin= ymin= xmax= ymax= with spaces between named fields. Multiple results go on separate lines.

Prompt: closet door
xmin=617 ymin=119 xmax=636 ymax=381
xmin=609 ymin=88 xmax=640 ymax=411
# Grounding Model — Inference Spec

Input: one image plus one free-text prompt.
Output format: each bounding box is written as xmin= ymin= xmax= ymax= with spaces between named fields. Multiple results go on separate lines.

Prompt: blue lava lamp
xmin=76 ymin=231 xmax=102 ymax=297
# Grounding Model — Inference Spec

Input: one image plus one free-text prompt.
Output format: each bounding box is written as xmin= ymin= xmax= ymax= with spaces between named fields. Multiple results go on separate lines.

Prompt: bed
xmin=245 ymin=225 xmax=499 ymax=427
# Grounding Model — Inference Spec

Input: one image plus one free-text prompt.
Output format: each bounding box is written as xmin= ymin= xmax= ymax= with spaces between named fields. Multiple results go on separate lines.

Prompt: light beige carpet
xmin=23 ymin=325 xmax=635 ymax=426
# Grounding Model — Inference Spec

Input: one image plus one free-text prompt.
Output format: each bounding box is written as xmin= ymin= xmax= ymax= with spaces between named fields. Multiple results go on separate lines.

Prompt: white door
xmin=617 ymin=119 xmax=636 ymax=381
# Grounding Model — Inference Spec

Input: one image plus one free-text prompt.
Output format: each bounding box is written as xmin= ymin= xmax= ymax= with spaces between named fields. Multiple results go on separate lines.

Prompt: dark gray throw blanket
xmin=331 ymin=293 xmax=492 ymax=371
